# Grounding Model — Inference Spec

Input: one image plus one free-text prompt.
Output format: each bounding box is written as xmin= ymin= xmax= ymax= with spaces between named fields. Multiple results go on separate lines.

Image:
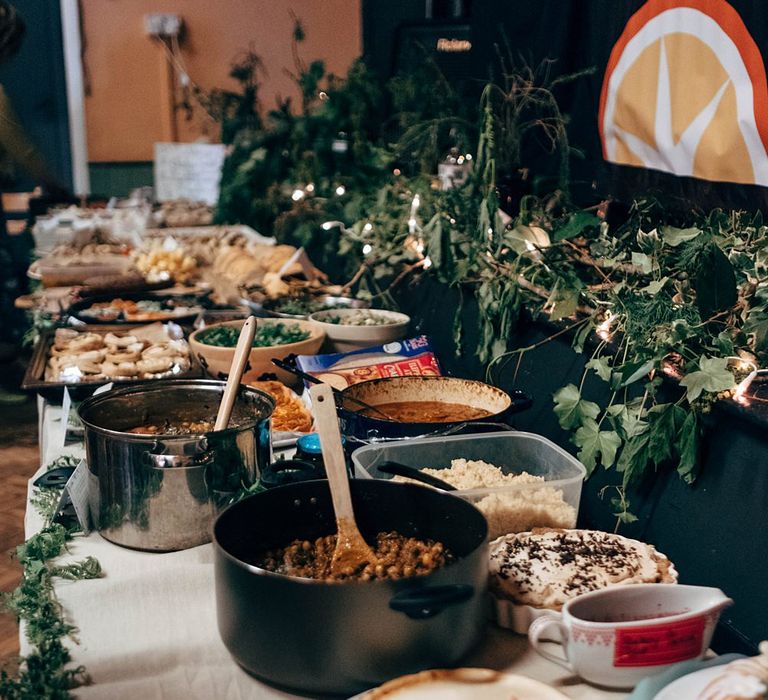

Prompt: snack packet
xmin=296 ymin=335 xmax=441 ymax=389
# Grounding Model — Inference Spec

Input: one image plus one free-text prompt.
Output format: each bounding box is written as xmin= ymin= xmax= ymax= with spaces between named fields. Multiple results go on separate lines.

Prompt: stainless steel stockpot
xmin=78 ymin=379 xmax=274 ymax=552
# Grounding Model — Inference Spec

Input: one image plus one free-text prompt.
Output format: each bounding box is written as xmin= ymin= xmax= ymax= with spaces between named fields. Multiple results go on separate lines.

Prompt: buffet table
xmin=27 ymin=398 xmax=626 ymax=699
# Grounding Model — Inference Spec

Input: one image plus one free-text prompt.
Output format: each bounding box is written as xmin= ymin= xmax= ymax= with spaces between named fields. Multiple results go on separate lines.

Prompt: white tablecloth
xmin=26 ymin=398 xmax=626 ymax=699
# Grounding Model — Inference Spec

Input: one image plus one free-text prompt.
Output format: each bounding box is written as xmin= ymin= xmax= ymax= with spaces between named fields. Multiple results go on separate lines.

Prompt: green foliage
xmin=679 ymin=357 xmax=736 ymax=402
xmin=553 ymin=384 xmax=599 ymax=430
xmin=573 ymin=419 xmax=621 ymax=476
xmin=202 ymin=22 xmax=768 ymax=529
xmin=1 ymin=462 xmax=102 ymax=699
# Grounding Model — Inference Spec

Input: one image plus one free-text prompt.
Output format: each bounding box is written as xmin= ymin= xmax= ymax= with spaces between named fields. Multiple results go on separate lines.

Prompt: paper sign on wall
xmin=154 ymin=142 xmax=227 ymax=205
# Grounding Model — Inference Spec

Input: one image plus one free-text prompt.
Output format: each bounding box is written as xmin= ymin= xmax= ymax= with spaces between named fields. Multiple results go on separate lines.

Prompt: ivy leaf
xmin=553 ymin=384 xmax=599 ymax=430
xmin=609 ymin=404 xmax=648 ymax=440
xmin=662 ymin=225 xmax=701 ymax=247
xmin=619 ymin=358 xmax=656 ymax=387
xmin=553 ymin=210 xmax=601 ymax=242
xmin=677 ymin=411 xmax=699 ymax=483
xmin=647 ymin=403 xmax=686 ymax=467
xmin=714 ymin=331 xmax=735 ymax=357
xmin=639 ymin=277 xmax=669 ymax=295
xmin=617 ymin=432 xmax=651 ymax=487
xmin=586 ymin=357 xmax=612 ymax=382
xmin=616 ymin=510 xmax=639 ymax=524
xmin=679 ymin=356 xmax=736 ymax=401
xmin=631 ymin=252 xmax=655 ymax=274
xmin=573 ymin=418 xmax=621 ymax=475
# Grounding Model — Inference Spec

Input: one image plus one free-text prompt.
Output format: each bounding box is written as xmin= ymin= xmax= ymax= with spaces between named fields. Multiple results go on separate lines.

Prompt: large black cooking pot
xmin=338 ymin=375 xmax=531 ymax=442
xmin=213 ymin=480 xmax=488 ymax=696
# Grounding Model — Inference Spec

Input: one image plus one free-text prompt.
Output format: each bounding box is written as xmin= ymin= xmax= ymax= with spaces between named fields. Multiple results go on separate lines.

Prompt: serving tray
xmin=22 ymin=324 xmax=202 ymax=402
xmin=65 ymin=292 xmax=206 ymax=326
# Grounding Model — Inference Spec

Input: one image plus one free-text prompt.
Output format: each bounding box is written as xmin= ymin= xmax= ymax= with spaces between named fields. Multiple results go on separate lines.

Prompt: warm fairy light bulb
xmin=408 ymin=194 xmax=421 ymax=233
xmin=596 ymin=312 xmax=614 ymax=341
xmin=422 ymin=256 xmax=432 ymax=269
xmin=335 ymin=185 xmax=346 ymax=196
xmin=291 ymin=189 xmax=305 ymax=201
xmin=465 ymin=153 xmax=473 ymax=161
xmin=363 ymin=223 xmax=373 ymax=233
xmin=393 ymin=168 xmax=401 ymax=176
xmin=734 ymin=370 xmax=757 ymax=404
xmin=305 ymin=183 xmax=315 ymax=193
xmin=362 ymin=243 xmax=373 ymax=255
xmin=415 ymin=240 xmax=425 ymax=254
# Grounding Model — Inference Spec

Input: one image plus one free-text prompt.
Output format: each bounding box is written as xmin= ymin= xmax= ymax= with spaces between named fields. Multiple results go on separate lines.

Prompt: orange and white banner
xmin=599 ymin=0 xmax=768 ymax=186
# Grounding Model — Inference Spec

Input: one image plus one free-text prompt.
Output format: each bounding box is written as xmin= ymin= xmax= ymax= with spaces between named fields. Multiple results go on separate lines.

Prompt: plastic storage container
xmin=352 ymin=431 xmax=586 ymax=540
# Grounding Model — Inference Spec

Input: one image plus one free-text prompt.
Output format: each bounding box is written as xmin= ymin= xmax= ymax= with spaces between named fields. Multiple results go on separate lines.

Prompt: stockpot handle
xmin=143 ymin=441 xmax=214 ymax=469
xmin=389 ymin=584 xmax=474 ymax=619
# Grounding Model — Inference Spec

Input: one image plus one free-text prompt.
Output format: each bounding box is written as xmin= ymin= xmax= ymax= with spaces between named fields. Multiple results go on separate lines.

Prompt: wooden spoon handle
xmin=310 ymin=382 xmax=354 ymax=521
xmin=214 ymin=316 xmax=257 ymax=431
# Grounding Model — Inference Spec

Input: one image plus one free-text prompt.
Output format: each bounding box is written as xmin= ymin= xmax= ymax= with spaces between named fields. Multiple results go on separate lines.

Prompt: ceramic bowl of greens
xmin=257 ymin=295 xmax=369 ymax=320
xmin=189 ymin=318 xmax=325 ymax=389
xmin=308 ymin=308 xmax=410 ymax=352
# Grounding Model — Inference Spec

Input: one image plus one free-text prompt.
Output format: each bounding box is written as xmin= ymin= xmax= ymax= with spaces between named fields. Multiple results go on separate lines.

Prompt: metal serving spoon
xmin=310 ymin=383 xmax=378 ymax=577
xmin=376 ymin=460 xmax=457 ymax=491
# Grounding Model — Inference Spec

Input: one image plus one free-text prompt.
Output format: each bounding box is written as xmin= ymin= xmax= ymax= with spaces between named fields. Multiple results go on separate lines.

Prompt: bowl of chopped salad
xmin=257 ymin=294 xmax=369 ymax=320
xmin=308 ymin=308 xmax=410 ymax=352
xmin=189 ymin=318 xmax=325 ymax=388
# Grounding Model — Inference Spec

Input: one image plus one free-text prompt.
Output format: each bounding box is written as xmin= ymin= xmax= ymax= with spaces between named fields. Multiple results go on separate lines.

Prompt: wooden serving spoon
xmin=214 ymin=316 xmax=257 ymax=431
xmin=309 ymin=382 xmax=378 ymax=577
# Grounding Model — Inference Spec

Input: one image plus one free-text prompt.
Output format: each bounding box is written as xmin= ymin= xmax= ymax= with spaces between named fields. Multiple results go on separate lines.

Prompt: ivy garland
xmin=1 ymin=456 xmax=102 ymax=699
xmin=205 ymin=26 xmax=766 ymax=523
xmin=342 ymin=187 xmax=765 ymax=521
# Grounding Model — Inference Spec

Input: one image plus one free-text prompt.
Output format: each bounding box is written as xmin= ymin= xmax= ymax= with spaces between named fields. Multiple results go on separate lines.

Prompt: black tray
xmin=22 ymin=325 xmax=202 ymax=402
xmin=65 ymin=292 xmax=207 ymax=326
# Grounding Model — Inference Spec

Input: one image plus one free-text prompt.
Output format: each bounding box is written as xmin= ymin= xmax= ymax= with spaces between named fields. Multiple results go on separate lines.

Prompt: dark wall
xmin=363 ymin=0 xmax=768 ymax=211
xmin=0 ymin=0 xmax=72 ymax=191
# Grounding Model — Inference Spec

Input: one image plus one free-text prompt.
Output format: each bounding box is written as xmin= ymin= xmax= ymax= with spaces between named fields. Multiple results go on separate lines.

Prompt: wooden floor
xmin=0 ymin=357 xmax=40 ymax=667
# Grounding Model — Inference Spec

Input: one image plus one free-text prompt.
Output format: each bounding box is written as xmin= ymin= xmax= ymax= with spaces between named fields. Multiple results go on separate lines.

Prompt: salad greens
xmin=197 ymin=322 xmax=311 ymax=347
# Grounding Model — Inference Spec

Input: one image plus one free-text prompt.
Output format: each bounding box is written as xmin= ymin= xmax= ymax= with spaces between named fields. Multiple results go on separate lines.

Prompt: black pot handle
xmin=389 ymin=584 xmax=474 ymax=619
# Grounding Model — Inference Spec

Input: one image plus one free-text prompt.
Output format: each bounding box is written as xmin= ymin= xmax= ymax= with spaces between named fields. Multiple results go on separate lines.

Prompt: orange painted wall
xmin=81 ymin=0 xmax=362 ymax=162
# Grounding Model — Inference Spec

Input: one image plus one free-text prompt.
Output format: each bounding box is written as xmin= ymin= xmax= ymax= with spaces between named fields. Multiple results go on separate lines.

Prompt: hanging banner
xmin=599 ymin=0 xmax=768 ymax=187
